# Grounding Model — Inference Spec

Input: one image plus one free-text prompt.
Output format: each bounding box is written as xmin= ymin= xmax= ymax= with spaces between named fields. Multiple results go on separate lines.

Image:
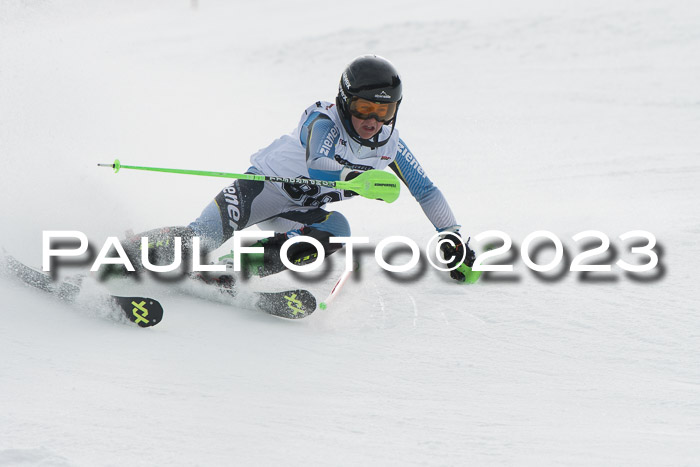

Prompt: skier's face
xmin=351 ymin=115 xmax=383 ymax=140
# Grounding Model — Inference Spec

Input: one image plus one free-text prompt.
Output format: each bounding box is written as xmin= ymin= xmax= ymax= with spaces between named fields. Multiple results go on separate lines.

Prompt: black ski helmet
xmin=336 ymin=55 xmax=402 ymax=148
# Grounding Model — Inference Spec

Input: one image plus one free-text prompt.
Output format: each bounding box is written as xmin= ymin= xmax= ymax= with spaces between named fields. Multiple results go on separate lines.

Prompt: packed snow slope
xmin=1 ymin=1 xmax=699 ymax=465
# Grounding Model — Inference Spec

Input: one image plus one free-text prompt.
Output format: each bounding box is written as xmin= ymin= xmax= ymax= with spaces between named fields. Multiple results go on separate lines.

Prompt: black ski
xmin=3 ymin=254 xmax=163 ymax=328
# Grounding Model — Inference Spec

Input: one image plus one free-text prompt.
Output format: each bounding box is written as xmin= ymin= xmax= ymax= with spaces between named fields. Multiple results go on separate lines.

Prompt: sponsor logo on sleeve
xmin=319 ymin=127 xmax=339 ymax=156
xmin=398 ymin=141 xmax=426 ymax=177
xmin=222 ymin=184 xmax=240 ymax=230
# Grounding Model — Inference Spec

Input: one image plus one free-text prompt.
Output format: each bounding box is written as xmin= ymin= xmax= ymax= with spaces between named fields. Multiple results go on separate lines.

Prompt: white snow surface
xmin=1 ymin=1 xmax=699 ymax=465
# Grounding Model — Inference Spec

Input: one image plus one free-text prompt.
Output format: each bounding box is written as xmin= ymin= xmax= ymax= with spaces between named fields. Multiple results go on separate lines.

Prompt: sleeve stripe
xmin=393 ymin=139 xmax=458 ymax=231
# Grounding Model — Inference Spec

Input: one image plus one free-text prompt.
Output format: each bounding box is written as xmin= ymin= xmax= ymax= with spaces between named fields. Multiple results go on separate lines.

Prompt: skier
xmin=122 ymin=55 xmax=476 ymax=282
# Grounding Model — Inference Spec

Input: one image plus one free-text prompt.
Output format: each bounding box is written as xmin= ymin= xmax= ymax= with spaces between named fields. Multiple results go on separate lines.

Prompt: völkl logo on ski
xmin=284 ymin=293 xmax=304 ymax=316
xmin=131 ymin=300 xmax=151 ymax=325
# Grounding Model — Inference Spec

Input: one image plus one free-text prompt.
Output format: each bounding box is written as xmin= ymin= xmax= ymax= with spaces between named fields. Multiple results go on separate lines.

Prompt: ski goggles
xmin=348 ymin=97 xmax=398 ymax=122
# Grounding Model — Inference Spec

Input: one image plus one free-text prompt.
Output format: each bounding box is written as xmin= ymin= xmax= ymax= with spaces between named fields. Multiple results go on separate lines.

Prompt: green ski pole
xmin=98 ymin=159 xmax=400 ymax=203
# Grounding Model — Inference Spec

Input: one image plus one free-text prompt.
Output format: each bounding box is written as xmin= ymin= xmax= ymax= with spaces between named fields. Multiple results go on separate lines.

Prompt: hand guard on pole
xmin=439 ymin=231 xmax=480 ymax=283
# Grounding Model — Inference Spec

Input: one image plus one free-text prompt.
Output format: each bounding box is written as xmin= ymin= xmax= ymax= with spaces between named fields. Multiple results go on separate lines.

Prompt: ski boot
xmin=189 ymin=271 xmax=237 ymax=297
xmin=233 ymin=227 xmax=342 ymax=278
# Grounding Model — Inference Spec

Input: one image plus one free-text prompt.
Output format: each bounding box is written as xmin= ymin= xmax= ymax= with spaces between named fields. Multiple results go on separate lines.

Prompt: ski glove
xmin=341 ymin=167 xmax=363 ymax=181
xmin=439 ymin=231 xmax=479 ymax=283
xmin=340 ymin=168 xmax=364 ymax=199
